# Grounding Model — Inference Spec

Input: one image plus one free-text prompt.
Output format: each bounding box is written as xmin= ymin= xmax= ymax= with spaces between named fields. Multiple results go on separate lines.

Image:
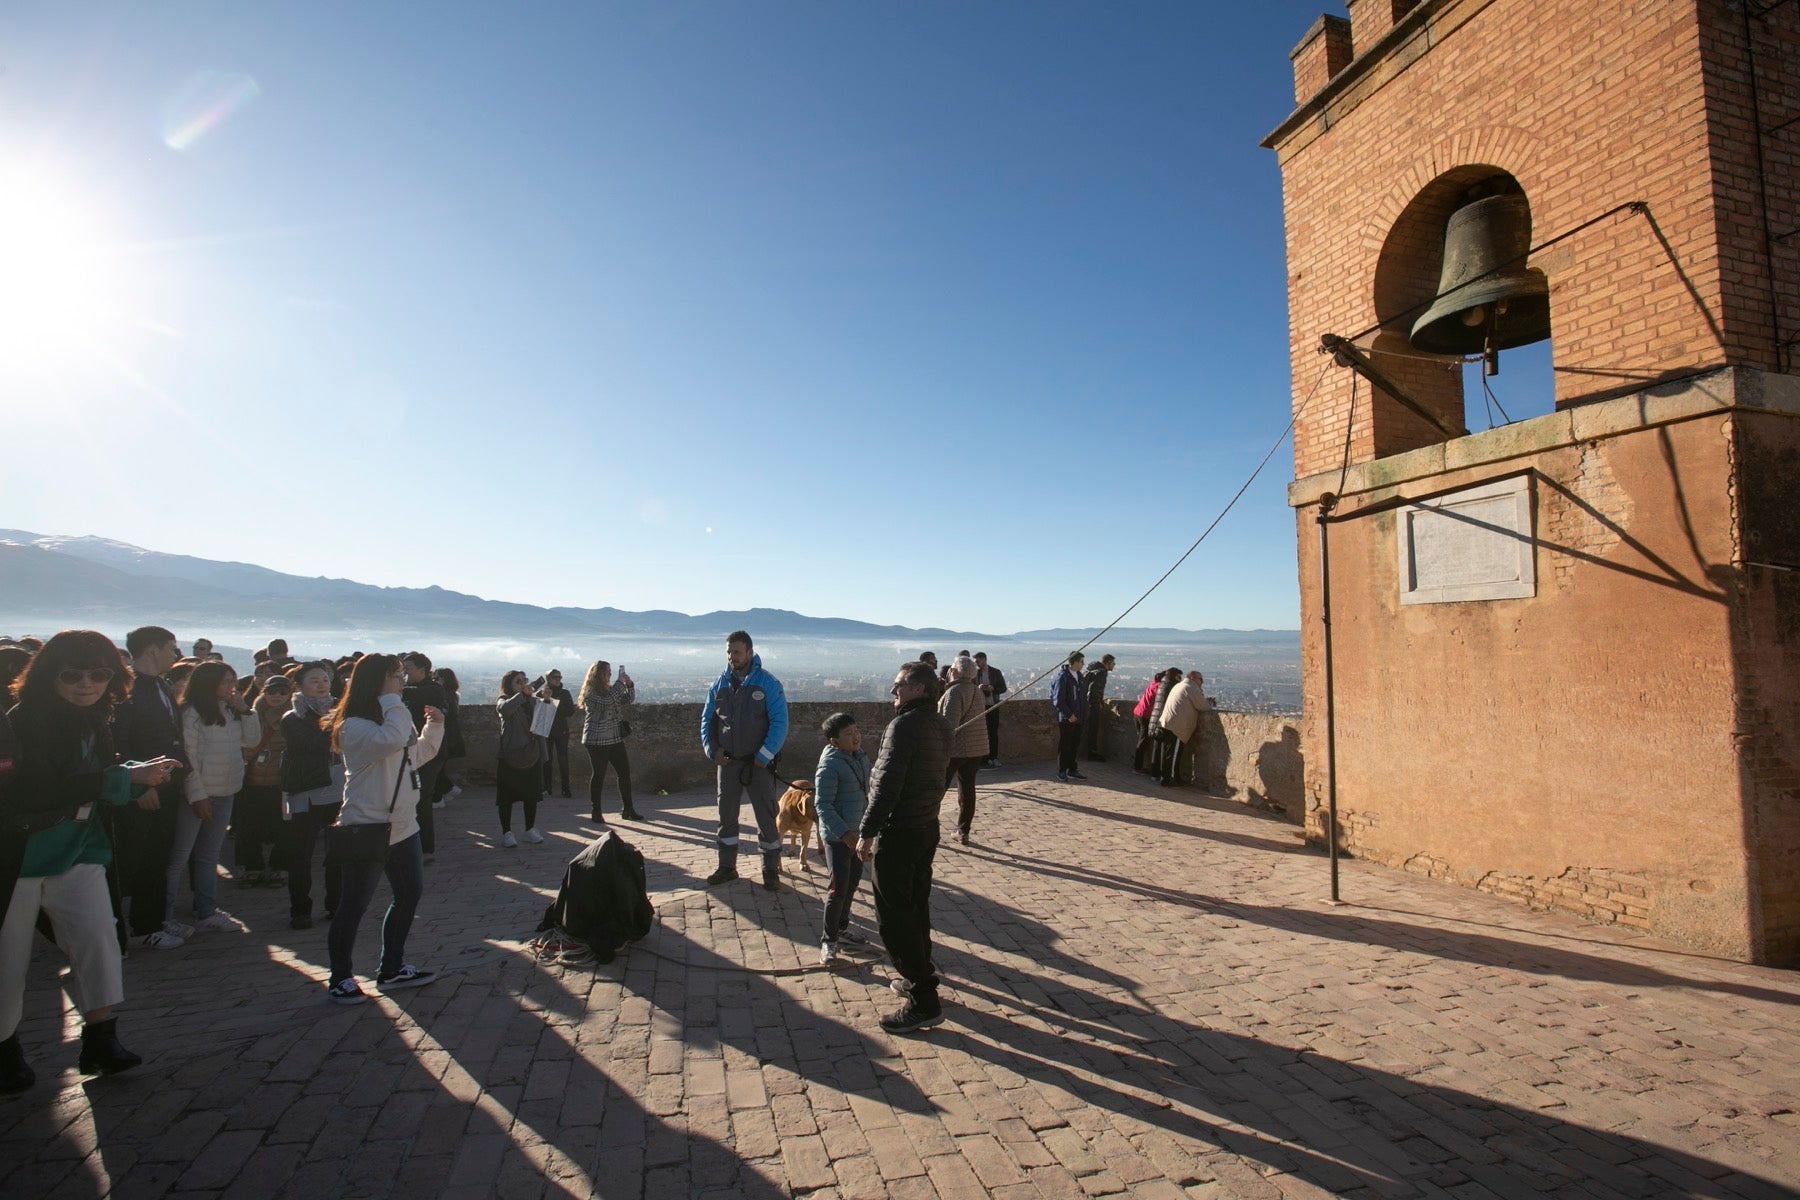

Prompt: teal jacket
xmin=812 ymin=744 xmax=870 ymax=845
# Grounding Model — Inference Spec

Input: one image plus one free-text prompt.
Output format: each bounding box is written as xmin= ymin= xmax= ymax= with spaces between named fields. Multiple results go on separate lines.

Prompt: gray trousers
xmin=717 ymin=762 xmax=781 ymax=874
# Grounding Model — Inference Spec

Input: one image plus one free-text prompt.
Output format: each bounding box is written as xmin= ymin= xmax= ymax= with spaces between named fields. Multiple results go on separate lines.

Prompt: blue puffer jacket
xmin=812 ymin=744 xmax=870 ymax=846
xmin=700 ymin=654 xmax=789 ymax=766
xmin=1051 ymin=665 xmax=1089 ymax=722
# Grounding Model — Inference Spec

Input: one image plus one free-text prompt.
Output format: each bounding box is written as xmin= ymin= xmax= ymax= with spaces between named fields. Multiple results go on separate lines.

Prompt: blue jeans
xmin=821 ymin=837 xmax=863 ymax=943
xmin=165 ymin=794 xmax=235 ymax=921
xmin=327 ymin=832 xmax=424 ymax=983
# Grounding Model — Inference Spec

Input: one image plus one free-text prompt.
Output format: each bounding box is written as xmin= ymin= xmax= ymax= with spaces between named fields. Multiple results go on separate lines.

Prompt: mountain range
xmin=0 ymin=530 xmax=1297 ymax=650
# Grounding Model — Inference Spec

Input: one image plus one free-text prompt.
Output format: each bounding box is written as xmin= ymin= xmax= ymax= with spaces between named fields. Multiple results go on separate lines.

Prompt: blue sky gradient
xmin=0 ymin=2 xmax=1381 ymax=632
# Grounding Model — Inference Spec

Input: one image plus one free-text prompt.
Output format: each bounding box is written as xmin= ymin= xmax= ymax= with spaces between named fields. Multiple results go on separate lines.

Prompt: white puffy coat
xmin=182 ymin=706 xmax=262 ymax=803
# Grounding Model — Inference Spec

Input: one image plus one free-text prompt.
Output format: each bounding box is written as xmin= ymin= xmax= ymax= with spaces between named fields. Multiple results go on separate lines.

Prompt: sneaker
xmin=839 ymin=930 xmax=869 ymax=947
xmin=1056 ymin=771 xmax=1069 ymax=782
xmin=448 ymin=785 xmax=463 ymax=800
xmin=240 ymin=870 xmax=264 ymax=887
xmin=560 ymin=791 xmax=573 ymax=799
xmin=140 ymin=930 xmax=185 ymax=950
xmin=267 ymin=871 xmax=287 ymax=887
xmin=990 ymin=759 xmax=1004 ymax=769
xmin=501 ymin=832 xmax=518 ymax=849
xmin=327 ymin=978 xmax=367 ymax=1005
xmin=957 ymin=829 xmax=971 ymax=846
xmin=621 ymin=809 xmax=646 ymax=822
xmin=431 ymin=799 xmax=447 ymax=810
xmin=163 ymin=919 xmax=195 ymax=939
xmin=705 ymin=867 xmax=739 ymax=886
xmin=1068 ymin=769 xmax=1088 ymax=781
xmin=820 ymin=941 xmax=839 ymax=965
xmin=193 ymin=911 xmax=237 ymax=932
xmin=880 ymin=1002 xmax=945 ymax=1034
xmin=290 ymin=915 xmax=314 ymax=931
xmin=524 ymin=828 xmax=545 ymax=844
xmin=762 ymin=873 xmax=781 ymax=893
xmin=422 ymin=854 xmax=434 ymax=866
xmin=376 ymin=965 xmax=436 ymax=990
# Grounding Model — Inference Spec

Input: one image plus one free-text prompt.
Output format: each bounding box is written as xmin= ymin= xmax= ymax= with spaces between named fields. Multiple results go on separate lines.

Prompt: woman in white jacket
xmin=323 ymin=654 xmax=443 ymax=1004
xmin=167 ymin=661 xmax=261 ymax=934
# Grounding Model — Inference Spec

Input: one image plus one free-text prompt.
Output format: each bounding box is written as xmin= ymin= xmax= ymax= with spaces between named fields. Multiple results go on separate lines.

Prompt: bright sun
xmin=0 ymin=167 xmax=132 ymax=375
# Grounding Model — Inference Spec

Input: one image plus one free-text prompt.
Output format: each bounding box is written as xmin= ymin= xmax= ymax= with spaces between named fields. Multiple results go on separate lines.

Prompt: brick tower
xmin=1264 ymin=0 xmax=1800 ymax=963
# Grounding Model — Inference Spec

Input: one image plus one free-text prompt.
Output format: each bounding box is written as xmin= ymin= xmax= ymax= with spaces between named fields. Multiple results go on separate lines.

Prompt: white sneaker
xmin=141 ymin=930 xmax=185 ymax=949
xmin=501 ymin=832 xmax=518 ymax=849
xmin=193 ymin=911 xmax=238 ymax=932
xmin=431 ymin=799 xmax=447 ymax=810
xmin=163 ymin=919 xmax=196 ymax=939
xmin=524 ymin=828 xmax=545 ymax=844
xmin=447 ymin=785 xmax=463 ymax=799
xmin=820 ymin=941 xmax=839 ymax=965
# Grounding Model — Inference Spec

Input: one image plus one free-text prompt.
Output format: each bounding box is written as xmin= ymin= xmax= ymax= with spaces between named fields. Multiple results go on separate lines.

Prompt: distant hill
xmin=0 ymin=530 xmax=1298 ymax=646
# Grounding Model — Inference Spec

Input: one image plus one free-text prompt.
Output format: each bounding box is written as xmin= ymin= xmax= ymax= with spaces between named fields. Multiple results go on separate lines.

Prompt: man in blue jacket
xmin=700 ymin=631 xmax=789 ymax=890
xmin=1051 ymin=651 xmax=1089 ymax=783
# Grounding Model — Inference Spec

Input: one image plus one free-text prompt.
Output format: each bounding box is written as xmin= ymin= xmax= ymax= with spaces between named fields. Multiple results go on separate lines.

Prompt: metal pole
xmin=1317 ymin=493 xmax=1341 ymax=903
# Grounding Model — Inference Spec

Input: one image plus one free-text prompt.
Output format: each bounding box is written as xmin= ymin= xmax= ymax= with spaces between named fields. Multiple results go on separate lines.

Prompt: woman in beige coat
xmin=1156 ymin=671 xmax=1214 ymax=787
xmin=939 ymin=656 xmax=990 ymax=844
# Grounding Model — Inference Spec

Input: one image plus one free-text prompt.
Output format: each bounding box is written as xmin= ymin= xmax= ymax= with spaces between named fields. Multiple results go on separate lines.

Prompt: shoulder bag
xmin=325 ymin=749 xmax=407 ymax=866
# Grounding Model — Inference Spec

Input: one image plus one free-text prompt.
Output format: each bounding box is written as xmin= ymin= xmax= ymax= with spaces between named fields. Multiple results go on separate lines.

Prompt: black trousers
xmin=1133 ymin=717 xmax=1154 ymax=770
xmin=282 ymin=802 xmax=343 ymax=919
xmin=1152 ymin=730 xmax=1179 ymax=783
xmin=542 ymin=732 xmax=572 ymax=796
xmin=944 ymin=757 xmax=981 ymax=834
xmin=497 ymin=761 xmax=540 ymax=833
xmin=873 ymin=826 xmax=941 ymax=1007
xmin=414 ymin=759 xmax=441 ymax=855
xmin=1057 ymin=721 xmax=1081 ymax=773
xmin=985 ymin=710 xmax=1001 ymax=762
xmin=235 ymin=784 xmax=286 ymax=871
xmin=115 ymin=786 xmax=181 ymax=936
xmin=1084 ymin=703 xmax=1109 ymax=757
xmin=585 ymin=743 xmax=634 ymax=818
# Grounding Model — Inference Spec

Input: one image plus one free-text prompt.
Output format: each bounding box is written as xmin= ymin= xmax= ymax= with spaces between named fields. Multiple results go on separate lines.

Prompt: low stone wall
xmin=450 ymin=698 xmax=1306 ymax=818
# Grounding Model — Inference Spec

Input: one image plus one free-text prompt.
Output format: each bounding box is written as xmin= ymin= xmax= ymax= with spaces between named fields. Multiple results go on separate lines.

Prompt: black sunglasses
xmin=58 ymin=667 xmax=116 ymax=686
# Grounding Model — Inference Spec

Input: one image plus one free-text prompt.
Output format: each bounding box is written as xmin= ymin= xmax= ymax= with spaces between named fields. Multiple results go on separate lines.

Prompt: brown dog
xmin=775 ymin=781 xmax=826 ymax=873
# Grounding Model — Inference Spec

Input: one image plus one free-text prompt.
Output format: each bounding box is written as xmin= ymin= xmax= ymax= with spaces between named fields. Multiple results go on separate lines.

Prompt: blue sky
xmin=0 ymin=2 xmax=1360 ymax=633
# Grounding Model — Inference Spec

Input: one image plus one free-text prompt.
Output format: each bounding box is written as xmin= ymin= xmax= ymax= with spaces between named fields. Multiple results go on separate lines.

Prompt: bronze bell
xmin=1409 ymin=192 xmax=1551 ymax=356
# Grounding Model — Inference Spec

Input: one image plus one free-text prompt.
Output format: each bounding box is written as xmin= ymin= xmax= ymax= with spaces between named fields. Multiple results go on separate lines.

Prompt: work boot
xmin=77 ymin=1018 xmax=142 ymax=1077
xmin=0 ymin=1034 xmax=33 ymax=1094
xmin=706 ymin=846 xmax=738 ymax=886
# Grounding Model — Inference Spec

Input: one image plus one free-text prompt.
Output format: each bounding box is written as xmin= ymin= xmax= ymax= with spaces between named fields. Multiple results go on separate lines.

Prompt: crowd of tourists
xmin=0 ymin=623 xmax=1215 ymax=1083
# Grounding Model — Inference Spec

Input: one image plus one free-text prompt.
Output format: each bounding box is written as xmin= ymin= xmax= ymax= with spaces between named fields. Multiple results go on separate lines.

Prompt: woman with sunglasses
xmin=324 ymin=654 xmax=443 ymax=1003
xmin=1 ymin=630 xmax=178 ymax=1094
xmin=166 ymin=660 xmax=261 ymax=935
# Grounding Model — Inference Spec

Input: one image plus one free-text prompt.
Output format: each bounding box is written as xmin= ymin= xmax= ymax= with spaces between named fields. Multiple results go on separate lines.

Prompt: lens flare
xmin=161 ymin=69 xmax=261 ymax=151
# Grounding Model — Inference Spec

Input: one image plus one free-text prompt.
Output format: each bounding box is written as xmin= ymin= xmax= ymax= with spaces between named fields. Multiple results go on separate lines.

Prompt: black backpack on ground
xmin=536 ymin=830 xmax=653 ymax=964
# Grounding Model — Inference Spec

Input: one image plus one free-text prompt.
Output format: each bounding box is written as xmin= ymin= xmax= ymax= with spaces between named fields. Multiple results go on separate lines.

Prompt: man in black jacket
xmin=856 ymin=660 xmax=953 ymax=1033
xmin=111 ymin=626 xmax=189 ymax=949
xmin=974 ymin=652 xmax=1007 ymax=769
xmin=400 ymin=652 xmax=451 ymax=862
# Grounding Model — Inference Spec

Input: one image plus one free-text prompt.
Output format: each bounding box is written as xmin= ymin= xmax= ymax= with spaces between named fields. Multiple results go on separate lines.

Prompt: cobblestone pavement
xmin=4 ymin=762 xmax=1800 ymax=1198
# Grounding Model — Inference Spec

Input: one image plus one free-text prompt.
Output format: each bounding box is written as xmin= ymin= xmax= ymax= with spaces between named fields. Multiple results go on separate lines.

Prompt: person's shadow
xmin=921 ymin=872 xmax=1797 ymax=1198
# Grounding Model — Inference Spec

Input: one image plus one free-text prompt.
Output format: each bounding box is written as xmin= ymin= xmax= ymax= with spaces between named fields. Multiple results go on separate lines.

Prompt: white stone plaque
xmin=1397 ymin=475 xmax=1535 ymax=604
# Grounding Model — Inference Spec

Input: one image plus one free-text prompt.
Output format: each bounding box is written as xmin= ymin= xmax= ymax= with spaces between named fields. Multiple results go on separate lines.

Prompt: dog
xmin=775 ymin=781 xmax=826 ymax=873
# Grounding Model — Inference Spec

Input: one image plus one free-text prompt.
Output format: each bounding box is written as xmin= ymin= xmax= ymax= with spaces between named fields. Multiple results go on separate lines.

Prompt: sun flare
xmin=0 ymin=165 xmax=134 ymax=375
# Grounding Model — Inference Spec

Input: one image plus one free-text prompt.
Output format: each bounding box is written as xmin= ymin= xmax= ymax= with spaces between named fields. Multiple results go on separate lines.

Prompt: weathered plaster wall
xmin=1291 ymin=387 xmax=1792 ymax=960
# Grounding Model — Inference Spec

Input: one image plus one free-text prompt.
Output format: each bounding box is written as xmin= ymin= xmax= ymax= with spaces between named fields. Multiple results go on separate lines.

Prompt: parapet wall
xmin=451 ymin=698 xmax=1305 ymax=820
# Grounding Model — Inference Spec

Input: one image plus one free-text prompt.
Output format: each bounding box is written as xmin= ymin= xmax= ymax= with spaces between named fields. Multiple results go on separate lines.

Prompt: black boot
xmin=762 ymin=849 xmax=783 ymax=892
xmin=77 ymin=1018 xmax=141 ymax=1076
xmin=0 ymin=1034 xmax=33 ymax=1094
xmin=705 ymin=846 xmax=738 ymax=886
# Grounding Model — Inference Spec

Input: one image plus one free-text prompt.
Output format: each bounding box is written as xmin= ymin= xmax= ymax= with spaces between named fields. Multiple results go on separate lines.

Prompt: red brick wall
xmin=1268 ymin=0 xmax=1798 ymax=480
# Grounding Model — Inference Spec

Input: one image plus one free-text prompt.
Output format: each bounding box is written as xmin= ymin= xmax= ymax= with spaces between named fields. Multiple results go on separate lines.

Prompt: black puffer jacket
xmin=279 ymin=707 xmax=334 ymax=794
xmin=860 ymin=698 xmax=952 ymax=838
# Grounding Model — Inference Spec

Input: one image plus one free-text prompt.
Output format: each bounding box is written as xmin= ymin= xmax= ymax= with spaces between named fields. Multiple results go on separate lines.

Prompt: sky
xmin=0 ymin=2 xmax=1372 ymax=634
